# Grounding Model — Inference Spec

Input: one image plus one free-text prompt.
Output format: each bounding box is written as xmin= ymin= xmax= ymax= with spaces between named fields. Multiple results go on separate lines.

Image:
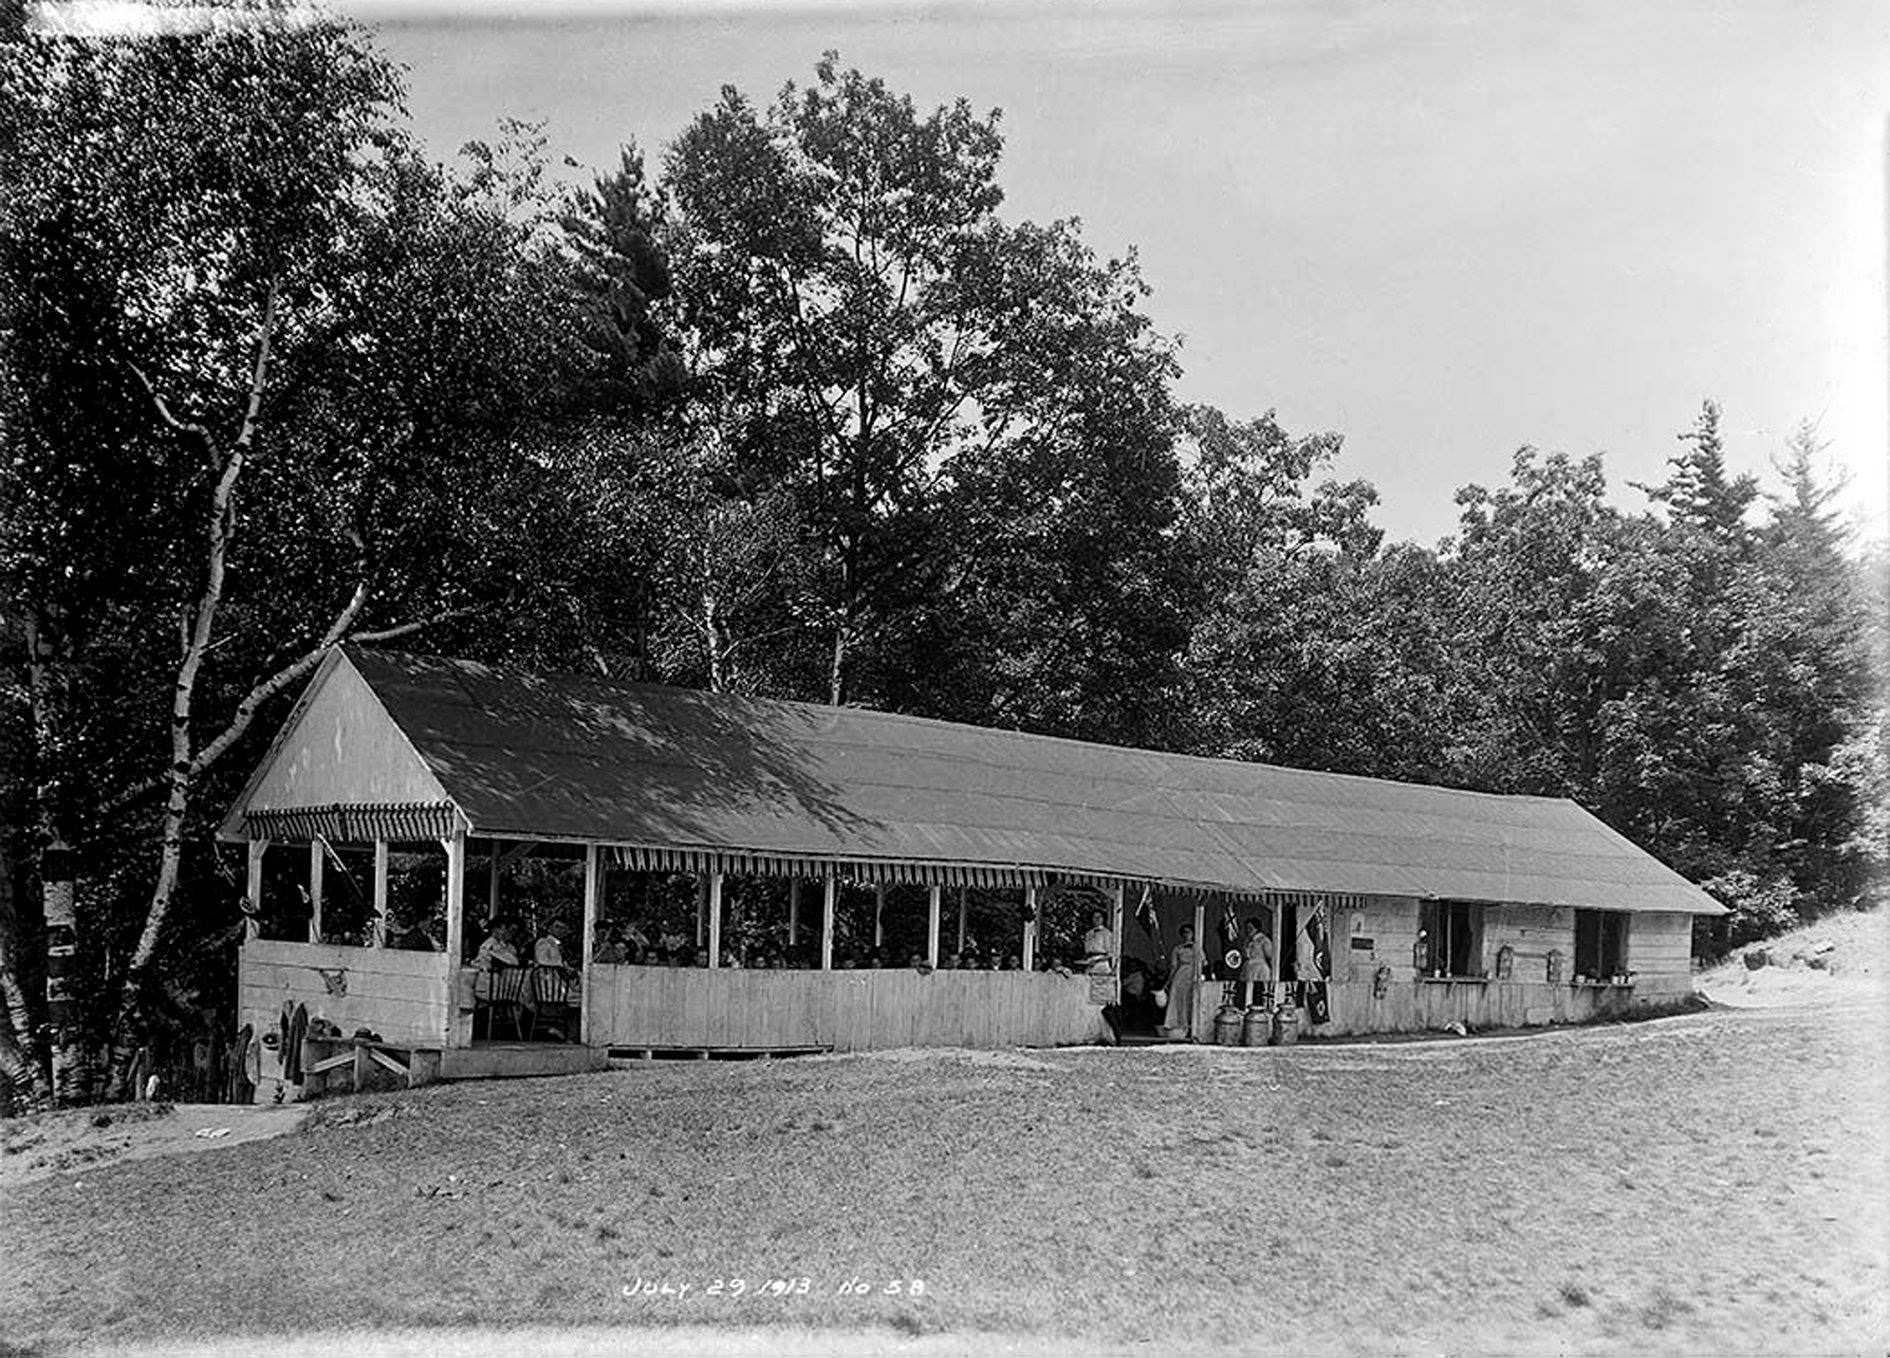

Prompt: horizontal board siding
xmin=1313 ymin=975 xmax=1675 ymax=1037
xmin=1334 ymin=896 xmax=1420 ymax=982
xmin=244 ymin=938 xmax=450 ymax=981
xmin=238 ymin=941 xmax=453 ymax=1089
xmin=588 ymin=965 xmax=1105 ymax=1051
xmin=1630 ymin=912 xmax=1695 ymax=979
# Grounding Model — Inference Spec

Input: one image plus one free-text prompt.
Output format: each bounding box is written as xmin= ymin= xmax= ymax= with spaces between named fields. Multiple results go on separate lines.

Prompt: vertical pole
xmin=926 ymin=885 xmax=941 ymax=967
xmin=696 ymin=876 xmax=707 ymax=949
xmin=873 ymin=883 xmax=886 ymax=950
xmin=1022 ymin=884 xmax=1037 ymax=971
xmin=486 ymin=841 xmax=501 ymax=926
xmin=707 ymin=872 xmax=724 ymax=969
xmin=581 ymin=844 xmax=600 ymax=1044
xmin=371 ymin=840 xmax=389 ymax=947
xmin=820 ymin=877 xmax=836 ymax=971
xmin=956 ymin=885 xmax=968 ymax=954
xmin=1191 ymin=899 xmax=1207 ymax=1041
xmin=244 ymin=839 xmax=268 ymax=941
xmin=308 ymin=840 xmax=324 ymax=944
xmin=442 ymin=833 xmax=466 ymax=1047
xmin=1110 ymin=880 xmax=1125 ymax=983
xmin=788 ymin=879 xmax=801 ymax=948
xmin=1271 ymin=896 xmax=1284 ymax=1001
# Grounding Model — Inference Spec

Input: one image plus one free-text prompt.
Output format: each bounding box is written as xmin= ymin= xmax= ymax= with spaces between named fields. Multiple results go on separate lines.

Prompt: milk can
xmin=1241 ymin=1006 xmax=1271 ymax=1046
xmin=1272 ymin=1002 xmax=1300 ymax=1046
xmin=1213 ymin=1004 xmax=1244 ymax=1046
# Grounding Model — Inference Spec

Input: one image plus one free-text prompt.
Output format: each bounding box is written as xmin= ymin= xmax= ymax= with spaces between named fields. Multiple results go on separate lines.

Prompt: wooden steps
xmin=438 ymin=1042 xmax=608 ymax=1081
xmin=606 ymin=1043 xmax=831 ymax=1063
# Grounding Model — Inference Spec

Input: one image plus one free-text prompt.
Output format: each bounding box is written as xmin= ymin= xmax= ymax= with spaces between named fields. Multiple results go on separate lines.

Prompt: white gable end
xmin=226 ymin=651 xmax=448 ymax=831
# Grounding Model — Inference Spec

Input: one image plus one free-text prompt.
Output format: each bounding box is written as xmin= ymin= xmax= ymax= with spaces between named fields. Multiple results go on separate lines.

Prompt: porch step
xmin=607 ymin=1043 xmax=831 ymax=1063
xmin=437 ymin=1042 xmax=609 ymax=1081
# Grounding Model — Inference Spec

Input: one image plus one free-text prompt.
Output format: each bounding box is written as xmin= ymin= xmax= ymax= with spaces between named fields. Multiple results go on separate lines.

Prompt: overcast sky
xmin=350 ymin=0 xmax=1889 ymax=548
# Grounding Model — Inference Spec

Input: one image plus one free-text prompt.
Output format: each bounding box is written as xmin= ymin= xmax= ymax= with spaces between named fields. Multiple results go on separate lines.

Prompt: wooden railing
xmin=586 ymin=965 xmax=1108 ymax=1052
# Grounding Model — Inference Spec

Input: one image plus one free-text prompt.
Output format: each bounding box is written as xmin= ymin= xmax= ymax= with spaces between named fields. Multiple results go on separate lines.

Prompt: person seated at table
xmin=1119 ymin=957 xmax=1153 ymax=1030
xmin=472 ymin=919 xmax=521 ymax=993
xmin=594 ymin=925 xmax=628 ymax=965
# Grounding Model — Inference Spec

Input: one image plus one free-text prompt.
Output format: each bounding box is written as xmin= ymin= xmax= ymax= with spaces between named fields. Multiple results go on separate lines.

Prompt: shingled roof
xmin=226 ymin=648 xmax=1725 ymax=915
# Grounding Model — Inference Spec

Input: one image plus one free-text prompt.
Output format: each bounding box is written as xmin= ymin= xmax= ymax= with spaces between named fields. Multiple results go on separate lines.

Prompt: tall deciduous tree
xmin=664 ymin=55 xmax=1158 ymax=708
xmin=0 ymin=7 xmax=597 ymax=1098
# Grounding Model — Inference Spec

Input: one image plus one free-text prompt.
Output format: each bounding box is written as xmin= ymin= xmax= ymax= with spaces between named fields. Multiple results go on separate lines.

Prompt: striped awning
xmin=243 ymin=802 xmax=463 ymax=844
xmin=605 ymin=844 xmax=1053 ymax=889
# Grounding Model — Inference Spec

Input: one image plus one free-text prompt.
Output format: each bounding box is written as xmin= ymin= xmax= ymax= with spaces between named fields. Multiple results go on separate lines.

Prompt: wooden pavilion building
xmin=222 ymin=649 xmax=1724 ymax=1095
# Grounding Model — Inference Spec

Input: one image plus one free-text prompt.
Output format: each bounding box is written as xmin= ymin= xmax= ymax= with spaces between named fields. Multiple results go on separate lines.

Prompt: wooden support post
xmin=581 ymin=844 xmax=600 ymax=1045
xmin=1271 ymin=895 xmax=1284 ymax=999
xmin=1192 ymin=899 xmax=1207 ymax=1040
xmin=956 ymin=885 xmax=968 ymax=954
xmin=873 ymin=883 xmax=886 ymax=950
xmin=707 ymin=872 xmax=724 ymax=969
xmin=1022 ymin=884 xmax=1037 ymax=971
xmin=926 ymin=885 xmax=942 ymax=967
xmin=697 ymin=877 xmax=707 ymax=949
xmin=308 ymin=841 xmax=324 ymax=944
xmin=1110 ymin=880 xmax=1125 ymax=979
xmin=820 ymin=878 xmax=836 ymax=971
xmin=244 ymin=839 xmax=268 ymax=942
xmin=487 ymin=842 xmax=501 ymax=926
xmin=788 ymin=879 xmax=802 ymax=947
xmin=442 ymin=833 xmax=467 ymax=1047
xmin=371 ymin=840 xmax=389 ymax=948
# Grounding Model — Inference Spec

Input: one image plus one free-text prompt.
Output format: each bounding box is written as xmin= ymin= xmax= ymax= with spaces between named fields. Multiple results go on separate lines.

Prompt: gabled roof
xmin=226 ymin=648 xmax=1726 ymax=915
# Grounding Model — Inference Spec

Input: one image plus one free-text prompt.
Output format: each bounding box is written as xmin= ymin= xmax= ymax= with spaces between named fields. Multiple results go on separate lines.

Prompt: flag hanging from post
xmin=1134 ymin=883 xmax=1158 ymax=946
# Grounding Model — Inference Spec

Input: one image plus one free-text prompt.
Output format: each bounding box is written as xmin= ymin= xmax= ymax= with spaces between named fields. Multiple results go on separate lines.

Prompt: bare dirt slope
xmin=1698 ymin=908 xmax=1888 ymax=1009
xmin=5 ymin=992 xmax=1886 ymax=1358
xmin=1 ymin=1102 xmax=309 ymax=1192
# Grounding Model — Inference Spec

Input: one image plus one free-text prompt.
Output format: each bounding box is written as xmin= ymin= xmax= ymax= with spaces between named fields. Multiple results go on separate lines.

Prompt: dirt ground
xmin=1 ymin=1102 xmax=310 ymax=1192
xmin=3 ymin=915 xmax=1886 ymax=1358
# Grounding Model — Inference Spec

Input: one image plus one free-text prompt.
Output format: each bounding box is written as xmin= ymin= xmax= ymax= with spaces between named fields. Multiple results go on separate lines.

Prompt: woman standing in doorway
xmin=1162 ymin=924 xmax=1201 ymax=1040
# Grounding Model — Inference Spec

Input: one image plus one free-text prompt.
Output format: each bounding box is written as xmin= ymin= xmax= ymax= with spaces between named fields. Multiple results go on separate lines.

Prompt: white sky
xmin=351 ymin=0 xmax=1890 ymax=548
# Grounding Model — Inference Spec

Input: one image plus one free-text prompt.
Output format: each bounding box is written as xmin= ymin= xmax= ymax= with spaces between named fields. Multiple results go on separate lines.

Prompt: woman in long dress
xmin=1163 ymin=924 xmax=1201 ymax=1039
xmin=1239 ymin=915 xmax=1274 ymax=1007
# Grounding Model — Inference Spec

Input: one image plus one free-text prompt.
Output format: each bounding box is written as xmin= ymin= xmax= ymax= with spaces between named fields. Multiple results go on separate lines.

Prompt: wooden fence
xmin=587 ymin=965 xmax=1108 ymax=1052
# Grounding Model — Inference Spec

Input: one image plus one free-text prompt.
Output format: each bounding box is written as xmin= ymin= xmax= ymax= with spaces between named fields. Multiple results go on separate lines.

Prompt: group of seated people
xmin=535 ymin=908 xmax=1124 ymax=976
xmin=468 ymin=917 xmax=581 ymax=1041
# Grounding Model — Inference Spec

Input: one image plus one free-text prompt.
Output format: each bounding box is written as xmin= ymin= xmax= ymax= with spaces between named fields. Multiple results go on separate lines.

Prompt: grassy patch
xmin=3 ymin=1007 xmax=1887 ymax=1354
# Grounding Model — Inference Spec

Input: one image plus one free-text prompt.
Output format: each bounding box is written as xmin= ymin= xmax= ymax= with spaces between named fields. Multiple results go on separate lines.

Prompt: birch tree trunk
xmin=0 ymin=830 xmax=51 ymax=1109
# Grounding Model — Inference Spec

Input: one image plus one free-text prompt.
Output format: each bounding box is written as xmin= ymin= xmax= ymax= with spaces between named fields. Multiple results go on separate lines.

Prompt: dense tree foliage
xmin=0 ymin=15 xmax=1880 ymax=1106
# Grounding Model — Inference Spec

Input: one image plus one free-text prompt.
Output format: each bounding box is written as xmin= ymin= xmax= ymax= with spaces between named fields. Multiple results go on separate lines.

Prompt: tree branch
xmin=346 ymin=602 xmax=483 ymax=647
xmin=98 ymin=598 xmax=480 ymax=818
xmin=128 ymin=364 xmax=218 ymax=456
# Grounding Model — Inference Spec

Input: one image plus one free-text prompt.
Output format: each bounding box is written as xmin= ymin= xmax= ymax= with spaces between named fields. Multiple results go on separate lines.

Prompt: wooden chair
xmin=481 ymin=962 xmax=530 ymax=1041
xmin=528 ymin=965 xmax=577 ymax=1042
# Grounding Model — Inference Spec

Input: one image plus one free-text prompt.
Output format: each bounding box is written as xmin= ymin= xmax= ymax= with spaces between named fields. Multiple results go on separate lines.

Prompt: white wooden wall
xmin=588 ymin=966 xmax=1107 ymax=1051
xmin=238 ymin=939 xmax=453 ymax=1063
